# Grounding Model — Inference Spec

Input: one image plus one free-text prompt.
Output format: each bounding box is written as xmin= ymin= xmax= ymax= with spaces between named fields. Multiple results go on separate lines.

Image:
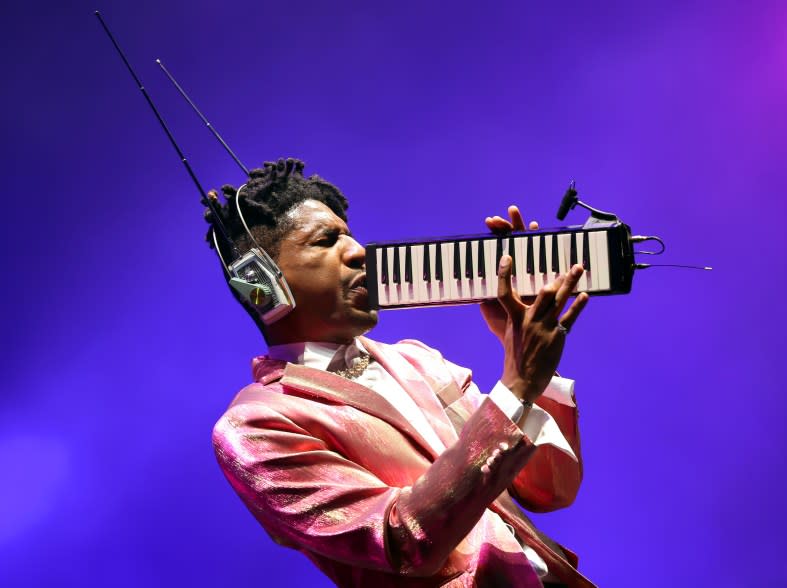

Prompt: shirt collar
xmin=267 ymin=338 xmax=367 ymax=371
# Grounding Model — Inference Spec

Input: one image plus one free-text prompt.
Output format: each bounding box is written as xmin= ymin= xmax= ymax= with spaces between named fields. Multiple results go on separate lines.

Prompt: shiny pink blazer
xmin=213 ymin=337 xmax=596 ymax=587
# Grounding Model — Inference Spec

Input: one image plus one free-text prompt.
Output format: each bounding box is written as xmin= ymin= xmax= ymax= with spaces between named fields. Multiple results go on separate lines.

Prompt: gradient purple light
xmin=1 ymin=1 xmax=785 ymax=586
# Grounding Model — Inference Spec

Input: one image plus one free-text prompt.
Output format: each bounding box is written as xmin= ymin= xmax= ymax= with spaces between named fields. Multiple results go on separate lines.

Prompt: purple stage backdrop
xmin=1 ymin=1 xmax=786 ymax=586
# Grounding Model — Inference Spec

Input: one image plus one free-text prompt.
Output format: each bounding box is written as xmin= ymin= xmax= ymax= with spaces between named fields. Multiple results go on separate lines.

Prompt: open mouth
xmin=349 ymin=273 xmax=367 ymax=291
xmin=348 ymin=273 xmax=370 ymax=307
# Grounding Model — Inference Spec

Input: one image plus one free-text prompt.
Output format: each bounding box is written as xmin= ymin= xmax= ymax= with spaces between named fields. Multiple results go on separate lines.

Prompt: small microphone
xmin=556 ymin=182 xmax=578 ymax=221
xmin=555 ymin=180 xmax=618 ymax=222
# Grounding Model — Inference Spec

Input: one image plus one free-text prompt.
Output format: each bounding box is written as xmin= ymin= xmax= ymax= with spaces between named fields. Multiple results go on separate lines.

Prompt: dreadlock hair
xmin=204 ymin=157 xmax=349 ymax=260
xmin=203 ymin=157 xmax=350 ymax=335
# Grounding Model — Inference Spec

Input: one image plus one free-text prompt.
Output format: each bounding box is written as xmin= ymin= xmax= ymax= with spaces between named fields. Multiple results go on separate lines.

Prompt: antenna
xmin=94 ymin=11 xmax=239 ymax=258
xmin=95 ymin=12 xmax=296 ymax=324
xmin=635 ymin=263 xmax=713 ymax=271
xmin=156 ymin=59 xmax=250 ymax=177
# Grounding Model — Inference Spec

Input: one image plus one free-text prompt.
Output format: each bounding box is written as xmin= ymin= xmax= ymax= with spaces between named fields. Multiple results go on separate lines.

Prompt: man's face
xmin=266 ymin=199 xmax=378 ymax=344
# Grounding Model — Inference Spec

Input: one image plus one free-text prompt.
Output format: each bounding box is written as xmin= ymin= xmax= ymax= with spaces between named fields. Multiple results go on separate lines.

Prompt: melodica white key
xmin=557 ymin=233 xmax=571 ymax=278
xmin=575 ymin=231 xmax=589 ymax=292
xmin=590 ymin=230 xmax=611 ymax=291
xmin=509 ymin=234 xmax=527 ymax=296
xmin=409 ymin=243 xmax=426 ymax=303
xmin=365 ymin=222 xmax=634 ymax=310
xmin=531 ymin=234 xmax=545 ymax=293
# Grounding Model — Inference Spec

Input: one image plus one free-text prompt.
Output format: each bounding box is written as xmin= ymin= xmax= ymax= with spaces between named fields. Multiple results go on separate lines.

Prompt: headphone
xmin=210 ymin=183 xmax=296 ymax=326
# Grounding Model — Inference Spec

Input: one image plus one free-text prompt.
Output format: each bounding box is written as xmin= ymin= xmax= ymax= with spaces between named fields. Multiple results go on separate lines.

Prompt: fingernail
xmin=499 ymin=256 xmax=510 ymax=269
xmin=571 ymin=265 xmax=582 ymax=277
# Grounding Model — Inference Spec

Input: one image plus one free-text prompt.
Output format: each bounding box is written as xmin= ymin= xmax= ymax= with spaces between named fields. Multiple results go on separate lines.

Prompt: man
xmin=210 ymin=158 xmax=594 ymax=587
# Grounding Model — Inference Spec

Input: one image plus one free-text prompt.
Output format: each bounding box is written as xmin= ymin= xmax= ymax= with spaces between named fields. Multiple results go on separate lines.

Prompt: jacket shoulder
xmin=386 ymin=338 xmax=473 ymax=394
xmin=391 ymin=338 xmax=445 ymax=361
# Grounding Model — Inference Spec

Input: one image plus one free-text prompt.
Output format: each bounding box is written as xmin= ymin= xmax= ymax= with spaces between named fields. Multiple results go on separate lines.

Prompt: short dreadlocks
xmin=204 ymin=157 xmax=349 ymax=261
xmin=203 ymin=157 xmax=350 ymax=335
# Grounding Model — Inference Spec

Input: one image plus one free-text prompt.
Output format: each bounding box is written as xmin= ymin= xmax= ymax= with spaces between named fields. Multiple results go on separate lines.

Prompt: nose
xmin=342 ymin=235 xmax=366 ymax=269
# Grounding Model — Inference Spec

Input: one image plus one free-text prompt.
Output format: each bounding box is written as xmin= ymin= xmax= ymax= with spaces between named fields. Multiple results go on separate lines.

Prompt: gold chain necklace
xmin=332 ymin=353 xmax=371 ymax=380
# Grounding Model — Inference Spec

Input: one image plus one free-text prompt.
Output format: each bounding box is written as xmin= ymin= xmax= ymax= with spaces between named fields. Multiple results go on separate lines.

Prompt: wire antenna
xmin=94 ymin=11 xmax=239 ymax=257
xmin=156 ymin=59 xmax=250 ymax=177
xmin=635 ymin=263 xmax=713 ymax=271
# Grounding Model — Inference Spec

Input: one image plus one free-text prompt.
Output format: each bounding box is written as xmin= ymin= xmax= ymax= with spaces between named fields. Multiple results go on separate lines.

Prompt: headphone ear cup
xmin=227 ymin=249 xmax=296 ymax=325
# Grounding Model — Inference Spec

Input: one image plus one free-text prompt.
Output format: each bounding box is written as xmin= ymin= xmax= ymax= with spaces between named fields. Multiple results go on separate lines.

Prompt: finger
xmin=496 ymin=255 xmax=523 ymax=317
xmin=552 ymin=264 xmax=584 ymax=317
xmin=508 ymin=206 xmax=526 ymax=231
xmin=559 ymin=292 xmax=589 ymax=330
xmin=530 ymin=275 xmax=562 ymax=321
xmin=486 ymin=215 xmax=514 ymax=235
xmin=528 ymin=220 xmax=539 ymax=230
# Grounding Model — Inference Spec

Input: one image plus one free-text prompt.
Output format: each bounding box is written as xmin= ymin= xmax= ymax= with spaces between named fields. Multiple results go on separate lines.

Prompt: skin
xmin=481 ymin=205 xmax=590 ymax=403
xmin=265 ymin=199 xmax=589 ymax=405
xmin=264 ymin=199 xmax=378 ymax=345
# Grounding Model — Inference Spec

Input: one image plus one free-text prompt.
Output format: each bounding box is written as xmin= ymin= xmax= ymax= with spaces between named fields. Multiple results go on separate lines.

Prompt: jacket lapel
xmin=360 ymin=337 xmax=460 ymax=450
xmin=277 ymin=362 xmax=439 ymax=460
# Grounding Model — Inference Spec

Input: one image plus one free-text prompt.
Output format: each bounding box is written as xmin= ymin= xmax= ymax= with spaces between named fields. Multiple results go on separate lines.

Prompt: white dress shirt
xmin=267 ymin=338 xmax=578 ymax=578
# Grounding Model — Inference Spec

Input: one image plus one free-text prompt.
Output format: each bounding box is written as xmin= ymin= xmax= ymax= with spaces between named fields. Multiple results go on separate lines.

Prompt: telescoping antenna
xmin=156 ymin=59 xmax=250 ymax=177
xmin=94 ymin=11 xmax=297 ymax=325
xmin=93 ymin=11 xmax=240 ymax=259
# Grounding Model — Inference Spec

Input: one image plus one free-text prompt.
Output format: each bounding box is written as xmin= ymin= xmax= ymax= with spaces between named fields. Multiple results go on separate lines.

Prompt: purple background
xmin=2 ymin=1 xmax=785 ymax=586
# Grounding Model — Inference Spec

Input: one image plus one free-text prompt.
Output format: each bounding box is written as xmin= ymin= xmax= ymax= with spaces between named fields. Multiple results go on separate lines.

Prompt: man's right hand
xmin=485 ymin=255 xmax=589 ymax=404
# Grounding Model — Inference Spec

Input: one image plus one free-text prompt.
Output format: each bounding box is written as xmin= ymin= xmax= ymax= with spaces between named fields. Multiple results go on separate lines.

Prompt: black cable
xmin=631 ymin=235 xmax=666 ymax=255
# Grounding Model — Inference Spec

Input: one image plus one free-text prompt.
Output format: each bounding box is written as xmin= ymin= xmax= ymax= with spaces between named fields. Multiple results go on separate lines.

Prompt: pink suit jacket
xmin=213 ymin=337 xmax=596 ymax=587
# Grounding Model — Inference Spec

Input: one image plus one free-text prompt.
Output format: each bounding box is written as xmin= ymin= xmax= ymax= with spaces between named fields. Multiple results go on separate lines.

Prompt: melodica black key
xmin=509 ymin=236 xmax=516 ymax=275
xmin=583 ymin=231 xmax=591 ymax=270
xmin=526 ymin=235 xmax=535 ymax=274
xmin=365 ymin=221 xmax=635 ymax=310
xmin=477 ymin=240 xmax=485 ymax=278
xmin=465 ymin=241 xmax=472 ymax=278
xmin=495 ymin=238 xmax=503 ymax=274
xmin=392 ymin=247 xmax=401 ymax=284
xmin=435 ymin=242 xmax=443 ymax=281
xmin=404 ymin=244 xmax=412 ymax=283
xmin=570 ymin=232 xmax=577 ymax=267
xmin=381 ymin=246 xmax=389 ymax=284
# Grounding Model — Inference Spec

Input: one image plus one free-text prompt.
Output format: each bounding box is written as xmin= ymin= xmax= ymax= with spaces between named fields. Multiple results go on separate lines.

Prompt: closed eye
xmin=313 ymin=229 xmax=342 ymax=246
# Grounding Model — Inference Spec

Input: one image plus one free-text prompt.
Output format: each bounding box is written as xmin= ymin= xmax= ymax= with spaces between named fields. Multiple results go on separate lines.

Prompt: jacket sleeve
xmin=213 ymin=384 xmax=538 ymax=578
xmin=509 ymin=386 xmax=583 ymax=512
xmin=399 ymin=340 xmax=584 ymax=513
